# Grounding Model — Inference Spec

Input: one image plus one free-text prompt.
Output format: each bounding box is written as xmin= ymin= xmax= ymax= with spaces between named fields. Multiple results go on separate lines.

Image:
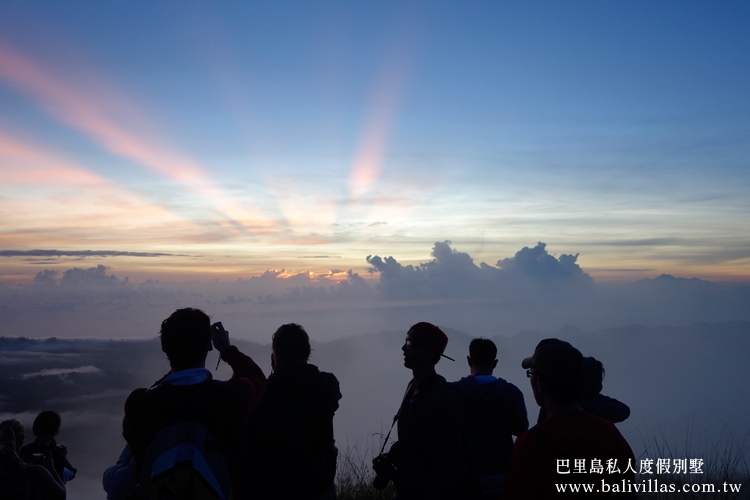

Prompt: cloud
xmin=32 ymin=269 xmax=58 ymax=286
xmin=22 ymin=365 xmax=103 ymax=379
xmin=60 ymin=265 xmax=131 ymax=289
xmin=366 ymin=240 xmax=592 ymax=299
xmin=1 ymin=250 xmax=180 ymax=258
xmin=2 ymin=243 xmax=749 ymax=341
xmin=26 ymin=265 xmax=132 ymax=291
xmin=231 ymin=269 xmax=375 ymax=304
xmin=0 ymin=41 xmax=273 ymax=234
xmin=496 ymin=242 xmax=592 ymax=286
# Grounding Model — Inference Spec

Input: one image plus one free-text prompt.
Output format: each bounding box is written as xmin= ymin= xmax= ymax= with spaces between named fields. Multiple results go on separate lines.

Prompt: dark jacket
xmin=124 ymin=346 xmax=266 ymax=496
xmin=453 ymin=376 xmax=528 ymax=478
xmin=388 ymin=374 xmax=471 ymax=500
xmin=261 ymin=362 xmax=341 ymax=499
xmin=20 ymin=439 xmax=77 ymax=483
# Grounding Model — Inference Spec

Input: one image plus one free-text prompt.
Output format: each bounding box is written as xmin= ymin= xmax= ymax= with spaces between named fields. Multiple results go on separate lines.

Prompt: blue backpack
xmin=138 ymin=421 xmax=232 ymax=500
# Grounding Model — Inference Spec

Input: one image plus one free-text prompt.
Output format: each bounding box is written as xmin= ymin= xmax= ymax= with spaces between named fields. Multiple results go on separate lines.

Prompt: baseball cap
xmin=407 ymin=322 xmax=455 ymax=361
xmin=522 ymin=338 xmax=583 ymax=382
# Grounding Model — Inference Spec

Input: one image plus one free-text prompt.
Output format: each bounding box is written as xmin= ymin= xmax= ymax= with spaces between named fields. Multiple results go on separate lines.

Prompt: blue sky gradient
xmin=1 ymin=1 xmax=749 ymax=283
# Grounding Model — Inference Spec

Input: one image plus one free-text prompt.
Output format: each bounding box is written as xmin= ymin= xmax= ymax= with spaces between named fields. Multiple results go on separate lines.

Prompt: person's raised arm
xmin=212 ymin=322 xmax=266 ymax=404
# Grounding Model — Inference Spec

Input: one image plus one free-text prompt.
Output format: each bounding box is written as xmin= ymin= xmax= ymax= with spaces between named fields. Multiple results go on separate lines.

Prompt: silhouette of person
xmin=20 ymin=411 xmax=77 ymax=484
xmin=374 ymin=322 xmax=471 ymax=500
xmin=500 ymin=339 xmax=636 ymax=499
xmin=102 ymin=418 xmax=137 ymax=500
xmin=536 ymin=356 xmax=630 ymax=424
xmin=254 ymin=323 xmax=341 ymax=500
xmin=0 ymin=418 xmax=66 ymax=500
xmin=123 ymin=308 xmax=266 ymax=498
xmin=453 ymin=338 xmax=528 ymax=499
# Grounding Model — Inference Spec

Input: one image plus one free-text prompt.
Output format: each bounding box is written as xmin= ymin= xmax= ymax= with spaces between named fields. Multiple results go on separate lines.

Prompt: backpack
xmin=138 ymin=421 xmax=232 ymax=500
xmin=0 ymin=454 xmax=30 ymax=500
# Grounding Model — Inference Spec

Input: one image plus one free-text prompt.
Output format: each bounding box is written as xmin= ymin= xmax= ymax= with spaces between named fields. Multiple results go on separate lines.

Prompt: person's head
xmin=582 ymin=357 xmax=605 ymax=397
xmin=0 ymin=418 xmax=26 ymax=455
xmin=522 ymin=338 xmax=583 ymax=406
xmin=468 ymin=337 xmax=498 ymax=376
xmin=402 ymin=322 xmax=449 ymax=371
xmin=160 ymin=308 xmax=212 ymax=370
xmin=32 ymin=410 xmax=61 ymax=438
xmin=271 ymin=323 xmax=311 ymax=368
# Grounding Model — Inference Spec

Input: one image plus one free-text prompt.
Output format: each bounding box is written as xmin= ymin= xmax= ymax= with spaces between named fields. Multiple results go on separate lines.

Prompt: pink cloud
xmin=347 ymin=16 xmax=418 ymax=203
xmin=0 ymin=131 xmax=108 ymax=185
xmin=0 ymin=41 xmax=207 ymax=184
xmin=0 ymin=40 xmax=278 ymax=232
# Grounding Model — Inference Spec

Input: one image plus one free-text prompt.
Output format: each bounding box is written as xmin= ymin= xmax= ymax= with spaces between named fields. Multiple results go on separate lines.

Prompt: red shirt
xmin=500 ymin=411 xmax=636 ymax=499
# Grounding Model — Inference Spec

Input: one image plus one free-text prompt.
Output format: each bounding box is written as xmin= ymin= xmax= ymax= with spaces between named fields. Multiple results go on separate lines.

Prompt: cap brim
xmin=521 ymin=356 xmax=534 ymax=369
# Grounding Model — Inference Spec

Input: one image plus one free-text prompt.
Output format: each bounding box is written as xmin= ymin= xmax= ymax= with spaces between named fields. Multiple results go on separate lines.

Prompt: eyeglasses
xmin=526 ymin=369 xmax=535 ymax=378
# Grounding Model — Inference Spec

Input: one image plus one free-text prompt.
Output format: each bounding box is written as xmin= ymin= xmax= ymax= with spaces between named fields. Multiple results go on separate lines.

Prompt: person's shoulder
xmin=125 ymin=386 xmax=149 ymax=406
xmin=452 ymin=375 xmax=476 ymax=390
xmin=429 ymin=375 xmax=463 ymax=402
xmin=499 ymin=379 xmax=525 ymax=402
xmin=314 ymin=368 xmax=342 ymax=403
xmin=22 ymin=461 xmax=52 ymax=479
xmin=507 ymin=426 xmax=535 ymax=454
xmin=124 ymin=385 xmax=164 ymax=418
xmin=579 ymin=409 xmax=621 ymax=430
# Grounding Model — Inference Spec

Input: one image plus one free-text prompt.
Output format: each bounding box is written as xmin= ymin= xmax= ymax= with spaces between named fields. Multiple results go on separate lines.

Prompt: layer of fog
xmin=2 ymin=322 xmax=749 ymax=500
xmin=2 ymin=242 xmax=749 ymax=342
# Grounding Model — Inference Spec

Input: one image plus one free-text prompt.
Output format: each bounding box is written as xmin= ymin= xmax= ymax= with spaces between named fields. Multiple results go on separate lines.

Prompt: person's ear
xmin=467 ymin=356 xmax=473 ymax=367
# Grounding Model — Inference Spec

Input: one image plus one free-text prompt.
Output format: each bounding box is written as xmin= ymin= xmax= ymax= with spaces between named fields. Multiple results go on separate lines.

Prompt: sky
xmin=1 ymin=1 xmax=749 ymax=287
xmin=2 ymin=6 xmax=750 ymax=498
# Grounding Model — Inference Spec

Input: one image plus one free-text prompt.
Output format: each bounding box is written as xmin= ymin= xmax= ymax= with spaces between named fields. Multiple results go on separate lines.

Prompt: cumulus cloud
xmin=249 ymin=270 xmax=374 ymax=304
xmin=496 ymin=242 xmax=592 ymax=285
xmin=28 ymin=265 xmax=133 ymax=289
xmin=60 ymin=265 xmax=131 ymax=289
xmin=366 ymin=240 xmax=592 ymax=299
xmin=32 ymin=269 xmax=58 ymax=286
xmin=2 ymin=242 xmax=749 ymax=341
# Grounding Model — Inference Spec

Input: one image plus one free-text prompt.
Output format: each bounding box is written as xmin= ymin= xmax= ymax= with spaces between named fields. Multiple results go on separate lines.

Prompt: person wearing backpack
xmin=0 ymin=418 xmax=66 ymax=500
xmin=20 ymin=411 xmax=77 ymax=485
xmin=123 ymin=308 xmax=266 ymax=500
xmin=453 ymin=338 xmax=528 ymax=499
